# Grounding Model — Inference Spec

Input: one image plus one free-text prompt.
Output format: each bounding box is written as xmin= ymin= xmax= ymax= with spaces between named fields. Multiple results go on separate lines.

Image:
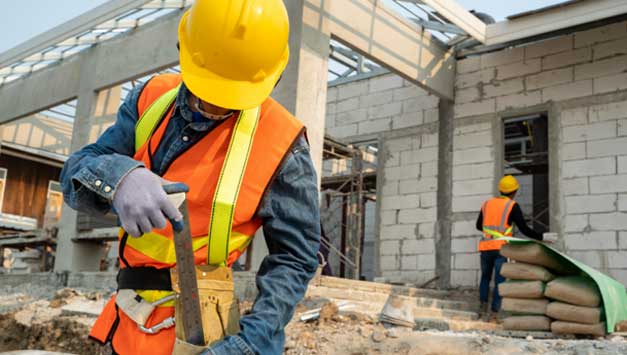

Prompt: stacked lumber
xmin=499 ymin=243 xmax=605 ymax=336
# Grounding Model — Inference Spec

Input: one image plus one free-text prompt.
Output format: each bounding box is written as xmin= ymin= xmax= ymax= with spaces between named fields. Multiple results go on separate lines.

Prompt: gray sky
xmin=0 ymin=0 xmax=565 ymax=53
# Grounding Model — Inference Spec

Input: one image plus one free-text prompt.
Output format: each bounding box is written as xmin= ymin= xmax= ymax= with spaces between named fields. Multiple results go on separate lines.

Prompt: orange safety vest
xmin=89 ymin=74 xmax=304 ymax=354
xmin=478 ymin=197 xmax=516 ymax=252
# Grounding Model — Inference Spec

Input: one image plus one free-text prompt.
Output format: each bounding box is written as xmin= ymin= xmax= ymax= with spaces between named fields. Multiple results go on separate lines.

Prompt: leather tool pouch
xmin=170 ymin=265 xmax=241 ymax=354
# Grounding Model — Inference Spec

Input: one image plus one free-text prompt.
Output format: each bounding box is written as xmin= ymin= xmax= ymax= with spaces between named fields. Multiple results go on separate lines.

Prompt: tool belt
xmin=115 ymin=266 xmax=240 ymax=354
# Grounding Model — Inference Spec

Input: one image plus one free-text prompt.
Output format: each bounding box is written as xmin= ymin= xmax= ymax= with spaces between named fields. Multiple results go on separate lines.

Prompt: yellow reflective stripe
xmin=208 ymin=107 xmax=260 ymax=265
xmin=483 ymin=228 xmax=504 ymax=239
xmin=136 ymin=290 xmax=175 ymax=307
xmin=134 ymin=84 xmax=181 ymax=151
xmin=125 ymin=230 xmax=251 ymax=265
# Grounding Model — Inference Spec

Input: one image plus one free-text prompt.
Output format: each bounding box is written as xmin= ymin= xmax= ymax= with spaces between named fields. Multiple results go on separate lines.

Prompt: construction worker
xmin=60 ymin=1 xmax=320 ymax=354
xmin=475 ymin=175 xmax=543 ymax=316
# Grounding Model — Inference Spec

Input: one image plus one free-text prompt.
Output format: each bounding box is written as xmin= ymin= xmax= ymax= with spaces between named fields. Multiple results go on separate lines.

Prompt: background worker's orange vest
xmin=89 ymin=74 xmax=304 ymax=354
xmin=478 ymin=197 xmax=516 ymax=251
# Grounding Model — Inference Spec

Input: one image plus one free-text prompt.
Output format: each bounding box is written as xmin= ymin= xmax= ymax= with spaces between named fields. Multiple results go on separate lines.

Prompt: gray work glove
xmin=112 ymin=167 xmax=183 ymax=237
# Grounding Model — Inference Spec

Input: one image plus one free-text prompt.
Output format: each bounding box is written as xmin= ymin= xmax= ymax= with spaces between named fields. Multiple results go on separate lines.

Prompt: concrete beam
xmin=322 ymin=0 xmax=455 ymax=100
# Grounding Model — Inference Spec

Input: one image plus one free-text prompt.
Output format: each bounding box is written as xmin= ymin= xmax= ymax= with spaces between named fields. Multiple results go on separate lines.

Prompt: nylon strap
xmin=134 ymin=84 xmax=181 ymax=151
xmin=208 ymin=107 xmax=260 ymax=265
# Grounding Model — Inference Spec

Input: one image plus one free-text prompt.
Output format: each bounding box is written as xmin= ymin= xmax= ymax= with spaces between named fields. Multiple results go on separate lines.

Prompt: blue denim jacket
xmin=60 ymin=83 xmax=321 ymax=355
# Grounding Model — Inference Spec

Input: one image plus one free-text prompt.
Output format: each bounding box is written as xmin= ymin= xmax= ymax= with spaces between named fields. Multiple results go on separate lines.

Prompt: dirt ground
xmin=1 ymin=284 xmax=627 ymax=355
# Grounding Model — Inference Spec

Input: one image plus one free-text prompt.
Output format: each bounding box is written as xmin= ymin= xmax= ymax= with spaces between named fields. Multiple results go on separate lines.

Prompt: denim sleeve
xmin=205 ymin=135 xmax=321 ymax=355
xmin=59 ymin=85 xmax=146 ymax=215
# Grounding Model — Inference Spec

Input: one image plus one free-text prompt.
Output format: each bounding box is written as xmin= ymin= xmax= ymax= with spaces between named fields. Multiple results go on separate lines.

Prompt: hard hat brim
xmin=178 ymin=12 xmax=289 ymax=110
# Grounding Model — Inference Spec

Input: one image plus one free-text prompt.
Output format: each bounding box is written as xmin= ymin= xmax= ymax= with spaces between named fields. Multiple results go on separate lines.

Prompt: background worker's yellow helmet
xmin=178 ymin=0 xmax=290 ymax=110
xmin=499 ymin=175 xmax=520 ymax=194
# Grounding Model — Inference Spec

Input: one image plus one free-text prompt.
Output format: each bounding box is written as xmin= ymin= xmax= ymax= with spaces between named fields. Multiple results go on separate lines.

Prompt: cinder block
xmin=525 ymin=35 xmax=574 ymax=59
xmin=619 ymin=232 xmax=627 ymax=249
xmin=359 ymin=90 xmax=394 ymax=108
xmin=542 ymin=80 xmax=593 ymax=102
xmin=482 ymin=78 xmax=524 ymax=98
xmin=608 ymin=251 xmax=627 ymax=268
xmin=482 ymin=47 xmax=524 ymax=69
xmin=590 ymin=212 xmax=627 ymax=231
xmin=452 ymin=238 xmax=478 ymax=253
xmin=384 ymin=152 xmax=400 ymax=168
xmin=401 ymin=147 xmax=438 ymax=165
xmin=393 ymin=112 xmax=424 ymax=130
xmin=399 ymin=177 xmax=438 ymax=194
xmin=455 ymin=68 xmax=496 ymax=89
xmin=424 ymin=108 xmax=439 ymax=123
xmin=385 ymin=136 xmax=417 ymax=153
xmin=417 ymin=254 xmax=436 ymax=271
xmin=565 ymin=194 xmax=617 ymax=214
xmin=574 ymin=21 xmax=627 ymax=48
xmin=420 ymin=161 xmax=438 ymax=178
xmin=402 ymin=255 xmax=418 ymax=270
xmin=562 ymin=121 xmax=616 ymax=143
xmin=496 ymin=91 xmax=542 ymax=112
xmin=454 ymin=253 xmax=480 ymax=270
xmin=588 ymin=137 xmax=627 ymax=158
xmin=418 ymin=222 xmax=435 ymax=239
xmin=421 ymin=133 xmax=439 ymax=148
xmin=453 ymin=147 xmax=493 ymax=165
xmin=452 ymin=194 xmax=492 ymax=213
xmin=561 ymin=177 xmax=589 ymax=196
xmin=453 ymin=162 xmax=494 ymax=181
xmin=402 ymin=95 xmax=439 ymax=113
xmin=569 ymin=251 xmax=603 ymax=268
xmin=563 ymin=214 xmax=589 ymax=233
xmin=327 ymin=103 xmax=338 ymax=115
xmin=564 ymin=232 xmax=617 ymax=250
xmin=560 ymin=107 xmax=588 ymax=127
xmin=575 ymin=56 xmax=627 ymax=81
xmin=420 ymin=192 xmax=437 ymax=208
xmin=454 ymin=122 xmax=491 ymax=135
xmin=453 ymin=130 xmax=492 ymax=150
xmin=380 ymin=224 xmax=417 ymax=240
xmin=588 ymin=100 xmax=627 ymax=123
xmin=336 ymin=97 xmax=360 ymax=113
xmin=455 ymin=87 xmax=481 ymax=104
xmin=451 ymin=270 xmax=478 ymax=287
xmin=457 ymin=56 xmax=481 ymax=74
xmin=336 ymin=108 xmax=368 ymax=126
xmin=593 ymin=37 xmax=627 ymax=60
xmin=327 ymin=124 xmax=358 ymax=138
xmin=542 ymin=48 xmax=591 ymax=71
xmin=562 ymin=142 xmax=586 ymax=161
xmin=454 ymin=99 xmax=496 ymax=119
xmin=338 ymin=81 xmax=369 ymax=100
xmin=380 ymin=255 xmax=399 ymax=271
xmin=398 ymin=207 xmax=437 ymax=224
xmin=620 ymin=119 xmax=627 ymax=137
xmin=381 ymin=195 xmax=401 ymax=211
xmin=369 ymin=74 xmax=404 ymax=93
xmin=368 ymin=102 xmax=402 ymax=119
xmin=619 ymin=194 xmax=627 ymax=212
xmin=496 ymin=59 xmax=541 ymax=80
xmin=396 ymin=194 xmax=421 ymax=209
xmin=562 ymin=157 xmax=616 ymax=178
xmin=452 ymin=220 xmax=479 ymax=237
xmin=327 ymin=87 xmax=339 ymax=103
xmin=526 ymin=67 xmax=573 ymax=90
xmin=385 ymin=164 xmax=420 ymax=181
xmin=403 ymin=238 xmax=435 ymax=254
xmin=393 ymin=86 xmax=428 ymax=101
xmin=594 ymin=72 xmax=627 ymax=94
xmin=358 ymin=118 xmax=392 ymax=135
xmin=380 ymin=210 xmax=398 ymax=226
xmin=619 ymin=156 xmax=627 ymax=174
xmin=453 ymin=179 xmax=492 ymax=197
xmin=380 ymin=240 xmax=400 ymax=255
xmin=590 ymin=174 xmax=627 ymax=193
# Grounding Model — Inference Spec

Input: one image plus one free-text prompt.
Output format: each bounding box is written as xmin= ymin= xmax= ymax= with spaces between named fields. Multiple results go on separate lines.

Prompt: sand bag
xmin=551 ymin=321 xmax=606 ymax=337
xmin=498 ymin=280 xmax=545 ymax=299
xmin=503 ymin=316 xmax=551 ymax=331
xmin=545 ymin=276 xmax=601 ymax=307
xmin=545 ymin=302 xmax=602 ymax=324
xmin=500 ymin=262 xmax=555 ymax=282
xmin=500 ymin=243 xmax=575 ymax=274
xmin=501 ymin=298 xmax=549 ymax=315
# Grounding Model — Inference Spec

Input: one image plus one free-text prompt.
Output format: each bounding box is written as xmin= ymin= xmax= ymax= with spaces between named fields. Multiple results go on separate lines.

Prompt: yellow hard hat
xmin=499 ymin=175 xmax=520 ymax=194
xmin=178 ymin=0 xmax=290 ymax=110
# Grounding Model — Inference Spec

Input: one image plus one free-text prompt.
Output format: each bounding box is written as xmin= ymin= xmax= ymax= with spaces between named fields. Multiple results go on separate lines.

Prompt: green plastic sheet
xmin=501 ymin=237 xmax=627 ymax=333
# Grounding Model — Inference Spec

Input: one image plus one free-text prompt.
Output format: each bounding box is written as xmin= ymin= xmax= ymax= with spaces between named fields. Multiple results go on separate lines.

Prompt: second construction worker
xmin=60 ymin=1 xmax=320 ymax=354
xmin=475 ymin=175 xmax=543 ymax=315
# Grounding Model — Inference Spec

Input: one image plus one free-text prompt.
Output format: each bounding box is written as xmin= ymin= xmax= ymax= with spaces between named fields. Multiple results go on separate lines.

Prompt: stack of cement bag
xmin=499 ymin=243 xmax=605 ymax=336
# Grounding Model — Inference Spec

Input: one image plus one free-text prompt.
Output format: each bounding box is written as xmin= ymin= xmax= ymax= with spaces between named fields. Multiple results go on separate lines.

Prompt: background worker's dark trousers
xmin=479 ymin=250 xmax=506 ymax=312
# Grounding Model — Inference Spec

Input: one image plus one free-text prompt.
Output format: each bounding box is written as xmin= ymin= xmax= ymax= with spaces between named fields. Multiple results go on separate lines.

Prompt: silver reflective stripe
xmin=499 ymin=199 xmax=514 ymax=230
xmin=484 ymin=225 xmax=506 ymax=232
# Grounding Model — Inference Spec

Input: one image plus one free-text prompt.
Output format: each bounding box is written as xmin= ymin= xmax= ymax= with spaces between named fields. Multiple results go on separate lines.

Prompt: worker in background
xmin=475 ymin=175 xmax=543 ymax=317
xmin=60 ymin=1 xmax=320 ymax=354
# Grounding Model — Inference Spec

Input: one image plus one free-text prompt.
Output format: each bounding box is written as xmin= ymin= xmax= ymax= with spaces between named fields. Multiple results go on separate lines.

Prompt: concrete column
xmin=274 ymin=0 xmax=330 ymax=180
xmin=55 ymin=51 xmax=106 ymax=272
xmin=435 ymin=99 xmax=454 ymax=288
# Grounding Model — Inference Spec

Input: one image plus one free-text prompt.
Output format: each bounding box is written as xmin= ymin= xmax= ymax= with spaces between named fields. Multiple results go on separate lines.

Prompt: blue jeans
xmin=479 ymin=250 xmax=506 ymax=312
